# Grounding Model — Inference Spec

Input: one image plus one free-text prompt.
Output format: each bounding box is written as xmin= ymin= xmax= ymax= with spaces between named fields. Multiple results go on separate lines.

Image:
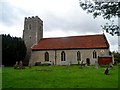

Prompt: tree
xmin=2 ymin=34 xmax=26 ymax=66
xmin=112 ymin=51 xmax=120 ymax=64
xmin=79 ymin=0 xmax=120 ymax=36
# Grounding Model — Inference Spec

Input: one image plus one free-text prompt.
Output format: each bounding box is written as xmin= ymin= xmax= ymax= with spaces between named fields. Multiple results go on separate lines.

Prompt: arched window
xmin=77 ymin=51 xmax=81 ymax=61
xmin=61 ymin=51 xmax=66 ymax=61
xmin=93 ymin=50 xmax=97 ymax=58
xmin=45 ymin=52 xmax=49 ymax=61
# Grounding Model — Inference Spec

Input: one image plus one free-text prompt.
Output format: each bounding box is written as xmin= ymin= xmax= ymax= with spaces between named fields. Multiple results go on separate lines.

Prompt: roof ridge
xmin=42 ymin=34 xmax=104 ymax=39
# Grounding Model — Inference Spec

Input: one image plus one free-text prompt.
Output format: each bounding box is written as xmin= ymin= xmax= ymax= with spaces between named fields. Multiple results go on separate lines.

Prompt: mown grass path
xmin=2 ymin=65 xmax=118 ymax=88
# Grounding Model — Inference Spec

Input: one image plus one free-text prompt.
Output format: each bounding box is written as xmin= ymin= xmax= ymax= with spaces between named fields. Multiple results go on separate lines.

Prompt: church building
xmin=23 ymin=16 xmax=112 ymax=66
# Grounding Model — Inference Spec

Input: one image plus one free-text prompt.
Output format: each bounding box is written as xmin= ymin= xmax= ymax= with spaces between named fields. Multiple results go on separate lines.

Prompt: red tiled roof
xmin=32 ymin=34 xmax=109 ymax=50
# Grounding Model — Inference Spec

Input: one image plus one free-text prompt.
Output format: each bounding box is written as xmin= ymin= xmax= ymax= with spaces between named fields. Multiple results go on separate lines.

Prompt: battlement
xmin=24 ymin=16 xmax=43 ymax=23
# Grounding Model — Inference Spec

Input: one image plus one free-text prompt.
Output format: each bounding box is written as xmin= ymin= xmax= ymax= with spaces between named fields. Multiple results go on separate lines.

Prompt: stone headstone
xmin=14 ymin=61 xmax=18 ymax=69
xmin=104 ymin=67 xmax=109 ymax=75
xmin=95 ymin=60 xmax=99 ymax=69
xmin=19 ymin=61 xmax=25 ymax=69
xmin=80 ymin=60 xmax=84 ymax=69
xmin=19 ymin=61 xmax=23 ymax=68
xmin=109 ymin=63 xmax=113 ymax=69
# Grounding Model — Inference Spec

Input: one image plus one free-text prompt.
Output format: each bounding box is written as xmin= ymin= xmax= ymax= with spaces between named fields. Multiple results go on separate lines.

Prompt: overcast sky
xmin=0 ymin=0 xmax=119 ymax=52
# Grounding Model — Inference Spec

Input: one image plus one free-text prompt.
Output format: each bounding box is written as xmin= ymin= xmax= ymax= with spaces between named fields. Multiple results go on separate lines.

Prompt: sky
xmin=0 ymin=0 xmax=119 ymax=52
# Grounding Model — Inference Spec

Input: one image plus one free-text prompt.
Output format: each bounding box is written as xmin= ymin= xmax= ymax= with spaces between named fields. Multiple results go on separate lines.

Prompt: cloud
xmin=0 ymin=1 xmax=31 ymax=26
xmin=43 ymin=10 xmax=101 ymax=33
xmin=0 ymin=0 xmax=118 ymax=51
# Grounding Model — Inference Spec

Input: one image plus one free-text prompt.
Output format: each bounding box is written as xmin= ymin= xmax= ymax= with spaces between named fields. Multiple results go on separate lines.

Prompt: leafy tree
xmin=111 ymin=51 xmax=120 ymax=64
xmin=2 ymin=34 xmax=26 ymax=66
xmin=79 ymin=0 xmax=120 ymax=36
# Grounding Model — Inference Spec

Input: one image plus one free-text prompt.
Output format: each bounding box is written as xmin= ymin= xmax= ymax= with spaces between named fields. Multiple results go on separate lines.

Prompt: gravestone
xmin=19 ymin=61 xmax=23 ymax=68
xmin=95 ymin=60 xmax=99 ymax=69
xmin=104 ymin=67 xmax=109 ymax=75
xmin=80 ymin=60 xmax=84 ymax=69
xmin=19 ymin=61 xmax=25 ymax=69
xmin=14 ymin=61 xmax=18 ymax=69
xmin=14 ymin=61 xmax=25 ymax=69
xmin=109 ymin=63 xmax=113 ymax=69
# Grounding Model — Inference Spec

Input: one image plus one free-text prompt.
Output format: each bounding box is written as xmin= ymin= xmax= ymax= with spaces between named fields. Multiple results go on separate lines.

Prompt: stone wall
xmin=29 ymin=48 xmax=110 ymax=66
xmin=23 ymin=16 xmax=43 ymax=62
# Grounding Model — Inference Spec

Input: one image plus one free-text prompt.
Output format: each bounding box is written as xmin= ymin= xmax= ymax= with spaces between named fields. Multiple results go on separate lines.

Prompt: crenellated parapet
xmin=24 ymin=16 xmax=43 ymax=25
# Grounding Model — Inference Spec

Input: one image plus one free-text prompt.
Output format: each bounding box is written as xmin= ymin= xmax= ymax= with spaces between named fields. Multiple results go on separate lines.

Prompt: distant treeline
xmin=2 ymin=34 xmax=26 ymax=66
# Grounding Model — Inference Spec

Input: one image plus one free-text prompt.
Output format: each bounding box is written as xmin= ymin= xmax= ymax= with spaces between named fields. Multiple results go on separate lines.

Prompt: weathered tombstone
xmin=109 ymin=63 xmax=113 ymax=69
xmin=95 ymin=60 xmax=99 ymax=69
xmin=104 ymin=67 xmax=109 ymax=75
xmin=14 ymin=61 xmax=18 ymax=69
xmin=50 ymin=61 xmax=53 ymax=65
xmin=19 ymin=61 xmax=25 ymax=69
xmin=69 ymin=61 xmax=72 ymax=66
xmin=80 ymin=60 xmax=83 ymax=69
xmin=19 ymin=61 xmax=23 ymax=68
xmin=78 ymin=60 xmax=80 ymax=65
xmin=35 ymin=62 xmax=41 ymax=66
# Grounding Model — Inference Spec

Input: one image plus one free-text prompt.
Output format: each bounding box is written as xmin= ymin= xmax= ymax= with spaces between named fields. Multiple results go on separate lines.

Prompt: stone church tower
xmin=23 ymin=16 xmax=43 ymax=64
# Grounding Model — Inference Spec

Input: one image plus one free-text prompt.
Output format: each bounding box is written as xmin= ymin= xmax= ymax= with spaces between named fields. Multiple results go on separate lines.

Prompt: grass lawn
xmin=2 ymin=65 xmax=118 ymax=88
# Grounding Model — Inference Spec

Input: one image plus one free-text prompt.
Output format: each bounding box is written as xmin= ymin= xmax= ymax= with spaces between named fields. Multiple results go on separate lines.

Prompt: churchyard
xmin=2 ymin=65 xmax=118 ymax=88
